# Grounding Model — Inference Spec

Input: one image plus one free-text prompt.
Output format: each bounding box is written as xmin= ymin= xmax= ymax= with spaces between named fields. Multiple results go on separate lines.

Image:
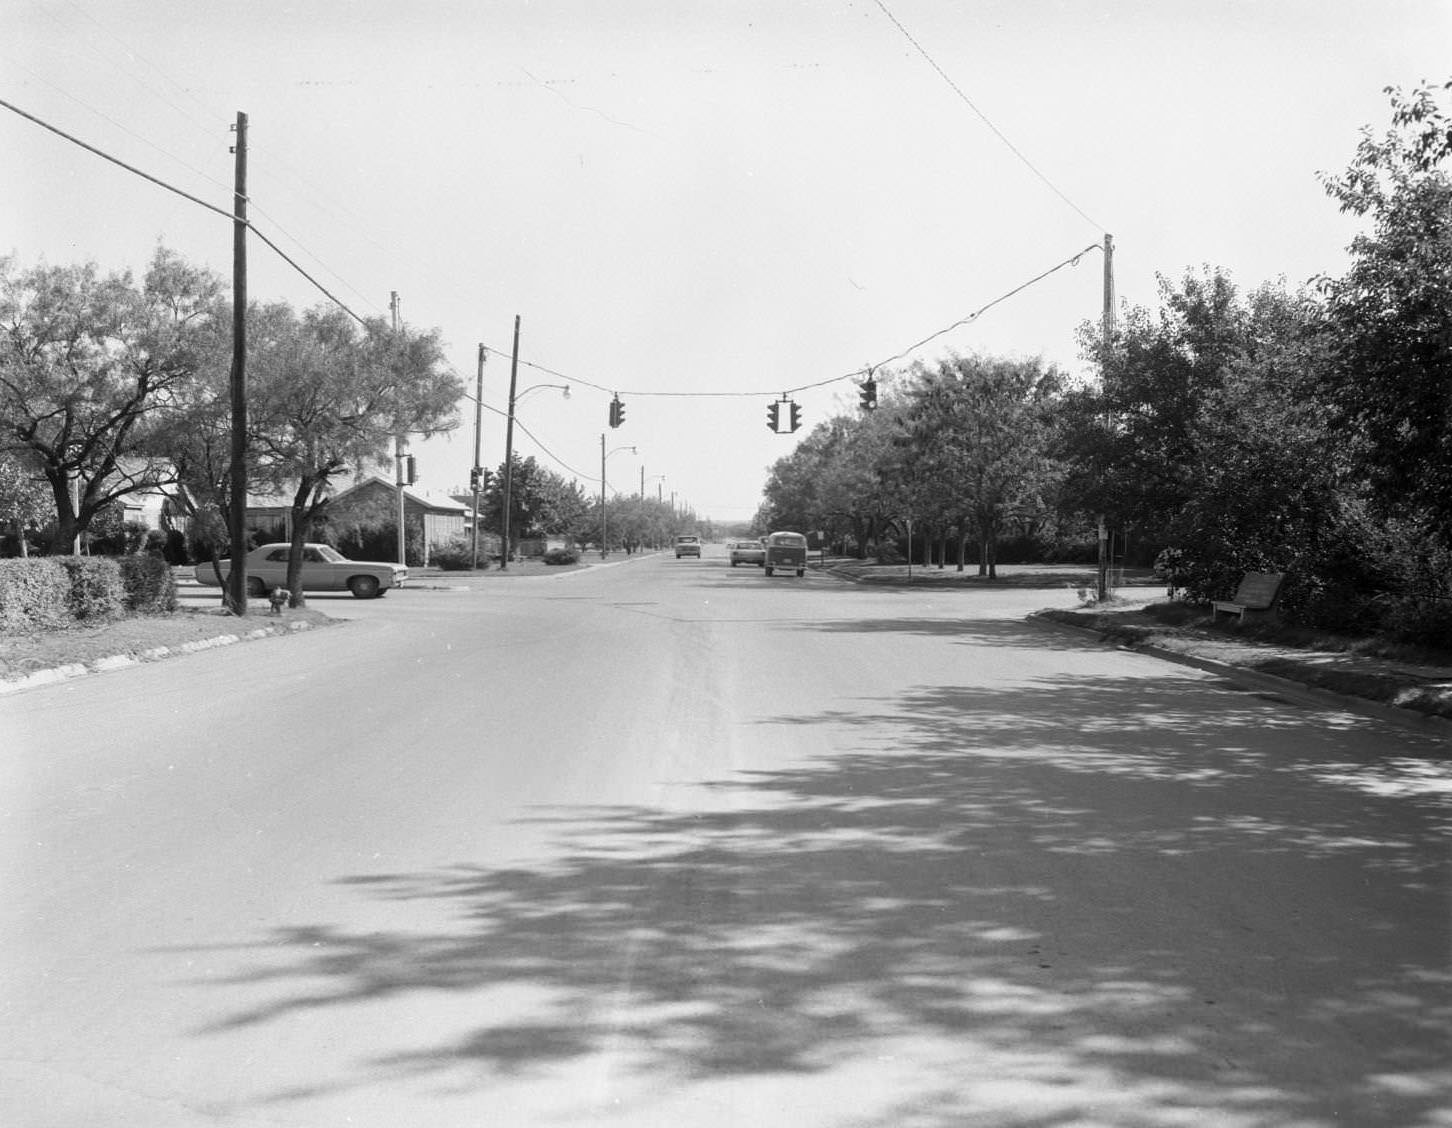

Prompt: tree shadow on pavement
xmin=191 ymin=672 xmax=1452 ymax=1125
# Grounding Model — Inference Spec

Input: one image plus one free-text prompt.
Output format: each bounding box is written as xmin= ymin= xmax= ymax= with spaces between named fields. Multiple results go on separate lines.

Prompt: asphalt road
xmin=2 ymin=549 xmax=1448 ymax=1127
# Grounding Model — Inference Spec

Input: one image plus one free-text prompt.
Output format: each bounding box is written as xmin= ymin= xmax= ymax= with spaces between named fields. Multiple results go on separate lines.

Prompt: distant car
xmin=194 ymin=543 xmax=407 ymax=599
xmin=729 ymin=539 xmax=765 ymax=567
xmin=674 ymin=535 xmax=702 ymax=559
xmin=763 ymin=531 xmax=808 ymax=577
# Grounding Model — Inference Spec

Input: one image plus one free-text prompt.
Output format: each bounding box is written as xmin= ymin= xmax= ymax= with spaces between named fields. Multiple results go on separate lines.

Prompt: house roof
xmin=331 ymin=475 xmax=469 ymax=514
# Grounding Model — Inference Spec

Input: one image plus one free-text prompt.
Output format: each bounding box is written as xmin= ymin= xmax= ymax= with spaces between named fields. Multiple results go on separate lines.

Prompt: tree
xmin=246 ymin=305 xmax=462 ymax=606
xmin=892 ymin=354 xmax=1063 ymax=576
xmin=0 ymin=248 xmax=224 ymax=552
xmin=481 ymin=455 xmax=589 ymax=551
xmin=0 ymin=451 xmax=51 ymax=556
xmin=1319 ymin=80 xmax=1452 ymax=551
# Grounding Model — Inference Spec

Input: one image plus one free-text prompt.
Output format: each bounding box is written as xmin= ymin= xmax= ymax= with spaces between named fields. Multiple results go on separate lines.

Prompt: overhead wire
xmin=0 ymin=95 xmax=372 ymax=327
xmin=4 ymin=78 xmax=1100 ymax=411
xmin=871 ymin=0 xmax=1105 ymax=233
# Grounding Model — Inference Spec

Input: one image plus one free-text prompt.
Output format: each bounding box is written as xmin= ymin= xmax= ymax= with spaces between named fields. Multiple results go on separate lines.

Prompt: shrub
xmin=118 ymin=555 xmax=178 ymax=614
xmin=0 ymin=558 xmax=72 ymax=633
xmin=57 ymin=556 xmax=126 ymax=622
xmin=431 ymin=536 xmax=485 ymax=571
xmin=543 ymin=547 xmax=579 ymax=566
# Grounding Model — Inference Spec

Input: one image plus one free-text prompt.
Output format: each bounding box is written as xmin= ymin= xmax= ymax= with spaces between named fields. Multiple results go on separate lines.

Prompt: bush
xmin=118 ymin=555 xmax=178 ymax=614
xmin=57 ymin=556 xmax=126 ymax=622
xmin=431 ymin=536 xmax=485 ymax=571
xmin=543 ymin=547 xmax=579 ymax=566
xmin=0 ymin=558 xmax=72 ymax=633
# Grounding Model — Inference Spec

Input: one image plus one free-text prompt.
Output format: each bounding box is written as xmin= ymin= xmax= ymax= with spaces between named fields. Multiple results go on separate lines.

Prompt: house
xmin=325 ymin=476 xmax=471 ymax=564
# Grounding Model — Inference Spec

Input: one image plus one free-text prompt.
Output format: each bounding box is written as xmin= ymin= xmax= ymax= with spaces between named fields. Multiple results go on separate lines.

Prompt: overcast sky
xmin=5 ymin=1 xmax=1449 ymax=523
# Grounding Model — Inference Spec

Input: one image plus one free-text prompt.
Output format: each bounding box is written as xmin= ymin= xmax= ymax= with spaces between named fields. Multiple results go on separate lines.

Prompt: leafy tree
xmin=245 ymin=305 xmax=461 ymax=605
xmin=481 ymin=455 xmax=590 ymax=551
xmin=1318 ymin=80 xmax=1452 ymax=553
xmin=892 ymin=354 xmax=1063 ymax=575
xmin=0 ymin=248 xmax=223 ymax=552
xmin=0 ymin=451 xmax=51 ymax=556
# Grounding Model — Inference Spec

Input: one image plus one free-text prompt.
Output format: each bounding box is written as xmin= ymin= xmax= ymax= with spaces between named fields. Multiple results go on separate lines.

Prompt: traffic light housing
xmin=405 ymin=454 xmax=418 ymax=484
xmin=609 ymin=395 xmax=625 ymax=428
xmin=859 ymin=378 xmax=877 ymax=411
xmin=788 ymin=400 xmax=802 ymax=432
xmin=767 ymin=401 xmax=780 ymax=432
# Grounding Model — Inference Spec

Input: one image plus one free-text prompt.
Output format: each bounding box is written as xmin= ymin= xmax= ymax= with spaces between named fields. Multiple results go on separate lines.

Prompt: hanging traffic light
xmin=405 ymin=454 xmax=418 ymax=484
xmin=788 ymin=400 xmax=802 ymax=432
xmin=767 ymin=401 xmax=780 ymax=433
xmin=609 ymin=395 xmax=625 ymax=428
xmin=859 ymin=378 xmax=877 ymax=411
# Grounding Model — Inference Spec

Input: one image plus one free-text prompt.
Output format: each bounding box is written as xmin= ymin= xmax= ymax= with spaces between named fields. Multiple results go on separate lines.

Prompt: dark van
xmin=763 ymin=531 xmax=808 ymax=577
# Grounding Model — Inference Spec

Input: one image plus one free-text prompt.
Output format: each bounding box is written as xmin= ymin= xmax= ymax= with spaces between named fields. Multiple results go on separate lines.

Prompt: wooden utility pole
xmin=500 ymin=315 xmax=521 ymax=571
xmin=1097 ymin=232 xmax=1115 ymax=602
xmin=391 ymin=291 xmax=406 ymax=566
xmin=226 ymin=111 xmax=249 ymax=616
xmin=471 ymin=343 xmax=485 ymax=570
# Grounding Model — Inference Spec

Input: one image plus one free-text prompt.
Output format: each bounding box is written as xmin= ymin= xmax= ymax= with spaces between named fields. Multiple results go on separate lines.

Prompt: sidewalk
xmin=1034 ymin=604 xmax=1452 ymax=740
xmin=822 ymin=557 xmax=1452 ymax=740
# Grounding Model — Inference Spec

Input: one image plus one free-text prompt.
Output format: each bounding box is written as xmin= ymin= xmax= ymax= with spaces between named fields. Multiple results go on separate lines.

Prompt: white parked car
xmin=194 ymin=543 xmax=407 ymax=599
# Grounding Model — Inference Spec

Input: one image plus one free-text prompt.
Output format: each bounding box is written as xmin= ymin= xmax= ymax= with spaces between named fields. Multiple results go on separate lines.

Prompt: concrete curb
xmin=1031 ymin=614 xmax=1452 ymax=742
xmin=0 ymin=619 xmax=319 ymax=697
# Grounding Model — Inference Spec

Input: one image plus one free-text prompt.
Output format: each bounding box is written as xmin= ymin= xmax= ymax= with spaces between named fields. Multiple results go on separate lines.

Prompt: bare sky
xmin=5 ymin=1 xmax=1449 ymax=522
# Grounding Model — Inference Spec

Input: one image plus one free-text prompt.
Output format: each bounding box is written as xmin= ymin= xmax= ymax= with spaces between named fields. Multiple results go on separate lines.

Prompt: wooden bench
xmin=1211 ymin=572 xmax=1285 ymax=623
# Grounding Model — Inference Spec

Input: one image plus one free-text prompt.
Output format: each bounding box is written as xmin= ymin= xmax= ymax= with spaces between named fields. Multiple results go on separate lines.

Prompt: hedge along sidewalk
xmin=0 ymin=553 xmax=178 ymax=633
xmin=0 ymin=606 xmax=336 ymax=695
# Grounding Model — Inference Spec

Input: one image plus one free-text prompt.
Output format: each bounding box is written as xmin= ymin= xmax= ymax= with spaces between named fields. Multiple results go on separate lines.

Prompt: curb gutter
xmin=0 ymin=619 xmax=319 ymax=697
xmin=1032 ymin=615 xmax=1452 ymax=743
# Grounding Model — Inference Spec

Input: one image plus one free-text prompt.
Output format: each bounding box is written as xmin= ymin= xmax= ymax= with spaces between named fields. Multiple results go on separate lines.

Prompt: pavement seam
xmin=0 ymin=619 xmax=319 ymax=697
xmin=1031 ymin=614 xmax=1452 ymax=742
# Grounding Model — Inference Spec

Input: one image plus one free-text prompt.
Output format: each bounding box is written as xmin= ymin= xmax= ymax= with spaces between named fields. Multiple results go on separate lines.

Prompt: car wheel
xmin=246 ymin=576 xmax=267 ymax=597
xmin=765 ymin=566 xmax=773 ymax=576
xmin=348 ymin=575 xmax=381 ymax=599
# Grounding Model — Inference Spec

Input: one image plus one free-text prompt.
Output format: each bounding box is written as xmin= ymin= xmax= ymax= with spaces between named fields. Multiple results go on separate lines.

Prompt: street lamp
xmin=600 ymin=435 xmax=637 ymax=560
xmin=641 ymin=469 xmax=666 ymax=499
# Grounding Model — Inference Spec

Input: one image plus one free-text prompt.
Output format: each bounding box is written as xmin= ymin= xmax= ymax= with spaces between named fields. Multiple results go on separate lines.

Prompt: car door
xmin=301 ymin=546 xmax=345 ymax=590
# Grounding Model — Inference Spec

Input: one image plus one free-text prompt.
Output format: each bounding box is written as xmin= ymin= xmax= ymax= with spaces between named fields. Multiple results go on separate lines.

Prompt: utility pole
xmin=1097 ymin=232 xmax=1115 ymax=603
xmin=391 ymin=291 xmax=406 ymax=567
xmin=500 ymin=315 xmax=521 ymax=570
xmin=600 ymin=434 xmax=607 ymax=560
xmin=226 ymin=110 xmax=249 ymax=617
xmin=471 ymin=343 xmax=485 ymax=570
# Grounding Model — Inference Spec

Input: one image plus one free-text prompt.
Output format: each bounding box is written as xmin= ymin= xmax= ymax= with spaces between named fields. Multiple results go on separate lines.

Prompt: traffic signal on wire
xmin=609 ymin=395 xmax=625 ymax=428
xmin=788 ymin=401 xmax=802 ymax=432
xmin=859 ymin=378 xmax=877 ymax=411
xmin=767 ymin=401 xmax=780 ymax=432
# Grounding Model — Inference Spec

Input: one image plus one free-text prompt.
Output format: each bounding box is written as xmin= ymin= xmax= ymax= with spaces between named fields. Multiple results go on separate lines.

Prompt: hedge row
xmin=0 ymin=555 xmax=177 ymax=634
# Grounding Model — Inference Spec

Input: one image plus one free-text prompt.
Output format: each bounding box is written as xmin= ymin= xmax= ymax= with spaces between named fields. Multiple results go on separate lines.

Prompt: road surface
xmin=2 ymin=549 xmax=1448 ymax=1126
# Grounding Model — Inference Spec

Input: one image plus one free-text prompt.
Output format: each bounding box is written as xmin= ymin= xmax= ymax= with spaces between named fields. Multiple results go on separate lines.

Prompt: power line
xmin=871 ymin=0 xmax=1105 ymax=232
xmin=487 ymin=240 xmax=1103 ymax=401
xmin=0 ymin=95 xmax=371 ymax=326
xmin=4 ymin=95 xmax=1099 ymax=409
